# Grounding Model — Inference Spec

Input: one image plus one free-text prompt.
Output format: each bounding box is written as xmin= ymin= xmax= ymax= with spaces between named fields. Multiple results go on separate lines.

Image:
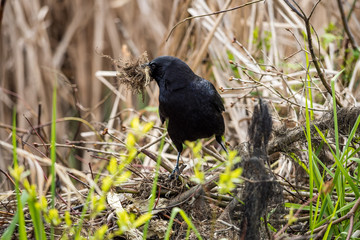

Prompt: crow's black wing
xmin=200 ymin=79 xmax=225 ymax=113
xmin=212 ymin=86 xmax=225 ymax=113
xmin=159 ymin=104 xmax=167 ymax=124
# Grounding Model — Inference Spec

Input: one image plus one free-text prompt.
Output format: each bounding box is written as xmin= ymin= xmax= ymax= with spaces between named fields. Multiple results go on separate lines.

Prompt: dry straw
xmin=101 ymin=51 xmax=150 ymax=100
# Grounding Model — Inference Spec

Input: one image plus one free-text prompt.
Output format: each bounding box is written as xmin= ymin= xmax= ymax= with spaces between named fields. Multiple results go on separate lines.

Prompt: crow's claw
xmin=169 ymin=166 xmax=181 ymax=180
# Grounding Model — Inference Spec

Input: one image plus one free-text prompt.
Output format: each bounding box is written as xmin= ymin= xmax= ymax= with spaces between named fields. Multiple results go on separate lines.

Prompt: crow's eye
xmin=150 ymin=62 xmax=156 ymax=69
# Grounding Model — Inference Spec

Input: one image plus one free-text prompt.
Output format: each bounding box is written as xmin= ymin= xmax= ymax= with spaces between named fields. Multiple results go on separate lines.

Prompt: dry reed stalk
xmin=0 ymin=1 xmax=359 ymax=238
xmin=0 ymin=0 xmax=358 ymax=193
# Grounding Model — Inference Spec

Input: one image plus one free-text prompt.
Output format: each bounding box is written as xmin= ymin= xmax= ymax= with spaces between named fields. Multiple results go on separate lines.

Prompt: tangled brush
xmin=103 ymin=52 xmax=151 ymax=101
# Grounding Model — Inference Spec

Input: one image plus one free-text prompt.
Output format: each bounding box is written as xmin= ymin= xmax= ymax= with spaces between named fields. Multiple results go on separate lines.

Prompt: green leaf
xmin=1 ymin=191 xmax=29 ymax=240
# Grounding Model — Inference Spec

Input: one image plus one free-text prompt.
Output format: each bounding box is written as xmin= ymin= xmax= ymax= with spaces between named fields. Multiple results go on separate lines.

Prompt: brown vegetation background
xmin=1 ymin=0 xmax=359 ymax=191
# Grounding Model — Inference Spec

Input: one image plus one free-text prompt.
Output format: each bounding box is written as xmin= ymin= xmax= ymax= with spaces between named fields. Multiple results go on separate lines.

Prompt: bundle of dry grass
xmin=103 ymin=51 xmax=150 ymax=100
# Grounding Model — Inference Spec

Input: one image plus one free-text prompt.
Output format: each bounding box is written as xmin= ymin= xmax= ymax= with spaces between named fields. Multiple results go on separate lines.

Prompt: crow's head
xmin=143 ymin=56 xmax=196 ymax=91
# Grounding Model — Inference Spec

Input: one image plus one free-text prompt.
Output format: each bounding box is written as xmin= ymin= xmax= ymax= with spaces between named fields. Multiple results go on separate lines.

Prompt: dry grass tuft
xmin=103 ymin=51 xmax=150 ymax=100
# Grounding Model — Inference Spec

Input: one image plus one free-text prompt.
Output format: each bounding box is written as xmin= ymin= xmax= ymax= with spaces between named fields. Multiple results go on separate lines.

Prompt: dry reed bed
xmin=0 ymin=0 xmax=359 ymax=238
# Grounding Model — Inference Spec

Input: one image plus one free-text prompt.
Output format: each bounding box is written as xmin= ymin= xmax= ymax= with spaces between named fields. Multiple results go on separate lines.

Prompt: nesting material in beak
xmin=144 ymin=65 xmax=151 ymax=87
xmin=104 ymin=51 xmax=150 ymax=101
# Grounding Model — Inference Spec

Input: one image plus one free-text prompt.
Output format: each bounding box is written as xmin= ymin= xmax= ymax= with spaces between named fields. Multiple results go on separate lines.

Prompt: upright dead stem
xmin=283 ymin=0 xmax=343 ymax=107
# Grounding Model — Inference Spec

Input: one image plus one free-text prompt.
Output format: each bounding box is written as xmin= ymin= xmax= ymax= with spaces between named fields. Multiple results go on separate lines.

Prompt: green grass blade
xmin=164 ymin=207 xmax=203 ymax=240
xmin=1 ymin=191 xmax=29 ymax=240
xmin=289 ymin=152 xmax=309 ymax=173
xmin=340 ymin=114 xmax=360 ymax=163
xmin=330 ymin=70 xmax=344 ymax=159
xmin=303 ymin=35 xmax=315 ymax=231
xmin=310 ymin=153 xmax=335 ymax=216
xmin=11 ymin=108 xmax=27 ymax=240
xmin=334 ymin=155 xmax=360 ymax=197
xmin=50 ymin=81 xmax=57 ymax=240
xmin=323 ymin=197 xmax=340 ymax=239
xmin=27 ymin=195 xmax=46 ymax=240
xmin=313 ymin=153 xmax=333 ymax=178
xmin=304 ymin=103 xmax=314 ymax=231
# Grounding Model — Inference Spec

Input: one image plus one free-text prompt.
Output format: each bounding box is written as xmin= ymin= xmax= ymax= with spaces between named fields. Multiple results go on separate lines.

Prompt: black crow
xmin=145 ymin=56 xmax=227 ymax=178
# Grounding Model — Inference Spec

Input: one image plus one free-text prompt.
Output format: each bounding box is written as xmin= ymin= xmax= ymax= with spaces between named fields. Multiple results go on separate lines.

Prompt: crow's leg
xmin=169 ymin=140 xmax=183 ymax=179
xmin=216 ymin=135 xmax=228 ymax=154
xmin=169 ymin=151 xmax=181 ymax=179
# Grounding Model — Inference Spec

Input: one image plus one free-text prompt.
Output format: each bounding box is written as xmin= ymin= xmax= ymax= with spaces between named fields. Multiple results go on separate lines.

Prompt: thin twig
xmin=217 ymin=219 xmax=240 ymax=231
xmin=283 ymin=0 xmax=343 ymax=107
xmin=0 ymin=169 xmax=16 ymax=190
xmin=138 ymin=132 xmax=167 ymax=152
xmin=166 ymin=0 xmax=264 ymax=41
xmin=24 ymin=115 xmax=49 ymax=157
xmin=284 ymin=0 xmax=304 ymax=18
xmin=346 ymin=196 xmax=360 ymax=240
xmin=337 ymin=0 xmax=358 ymax=50
xmin=39 ymin=143 xmax=123 ymax=158
xmin=308 ymin=0 xmax=322 ymax=20
xmin=228 ymin=72 xmax=328 ymax=112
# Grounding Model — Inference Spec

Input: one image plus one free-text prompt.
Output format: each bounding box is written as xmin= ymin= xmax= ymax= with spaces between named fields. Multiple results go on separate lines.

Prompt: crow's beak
xmin=141 ymin=63 xmax=149 ymax=68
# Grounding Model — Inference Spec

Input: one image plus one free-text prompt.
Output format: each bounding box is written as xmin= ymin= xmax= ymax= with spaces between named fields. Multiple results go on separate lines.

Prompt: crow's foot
xmin=169 ymin=166 xmax=181 ymax=180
